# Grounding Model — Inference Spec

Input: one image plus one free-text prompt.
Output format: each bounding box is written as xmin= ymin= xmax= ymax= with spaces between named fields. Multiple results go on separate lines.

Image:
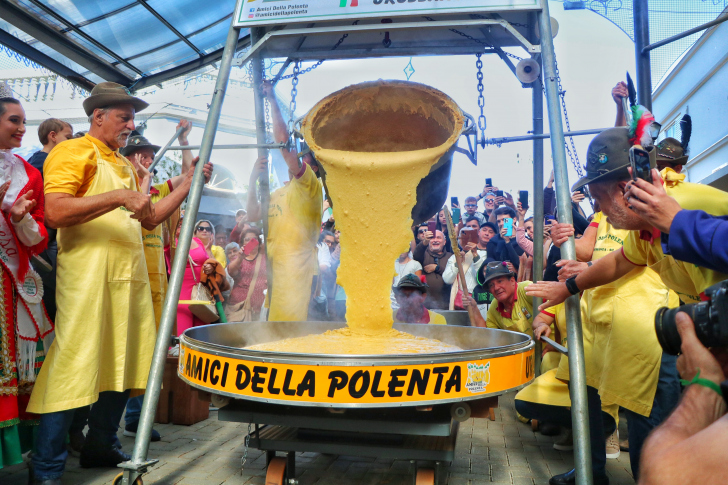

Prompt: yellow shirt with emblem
xmin=622 ymin=168 xmax=728 ymax=303
xmin=143 ymin=181 xmax=172 ymax=328
xmin=485 ymin=281 xmax=534 ymax=337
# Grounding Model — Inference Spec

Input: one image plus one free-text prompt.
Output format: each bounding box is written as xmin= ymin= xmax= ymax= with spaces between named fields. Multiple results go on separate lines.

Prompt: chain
xmin=476 ymin=54 xmax=486 ymax=147
xmin=424 ymin=16 xmax=523 ymax=61
xmin=240 ymin=423 xmax=252 ymax=474
xmin=264 ymin=97 xmax=272 ymax=143
xmin=288 ymin=60 xmax=300 ymax=134
xmin=553 ymin=59 xmax=583 ymax=178
xmin=277 ymin=21 xmax=359 ymax=81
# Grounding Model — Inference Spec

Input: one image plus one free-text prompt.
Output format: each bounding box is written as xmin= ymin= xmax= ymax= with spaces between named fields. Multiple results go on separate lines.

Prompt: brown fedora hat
xmin=83 ymin=82 xmax=149 ymax=117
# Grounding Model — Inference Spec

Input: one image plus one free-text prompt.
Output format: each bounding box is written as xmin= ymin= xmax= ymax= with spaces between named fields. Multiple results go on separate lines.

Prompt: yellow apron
xmin=28 ymin=145 xmax=156 ymax=413
xmin=142 ymin=186 xmax=169 ymax=329
xmin=267 ymin=166 xmax=323 ymax=321
xmin=556 ymin=213 xmax=677 ymax=417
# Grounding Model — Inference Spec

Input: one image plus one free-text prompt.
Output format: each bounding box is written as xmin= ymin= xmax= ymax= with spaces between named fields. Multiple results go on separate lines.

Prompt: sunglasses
xmin=464 ymin=204 xmax=477 ymax=208
xmin=418 ymin=229 xmax=427 ymax=234
xmin=196 ymin=226 xmax=212 ymax=232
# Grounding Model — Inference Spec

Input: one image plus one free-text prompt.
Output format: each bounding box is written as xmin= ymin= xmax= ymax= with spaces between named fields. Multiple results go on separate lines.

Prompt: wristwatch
xmin=565 ymin=275 xmax=580 ymax=295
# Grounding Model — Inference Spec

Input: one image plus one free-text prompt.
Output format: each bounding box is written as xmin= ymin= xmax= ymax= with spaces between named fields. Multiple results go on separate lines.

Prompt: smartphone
xmin=504 ymin=218 xmax=514 ymax=237
xmin=544 ymin=214 xmax=556 ymax=224
xmin=427 ymin=220 xmax=437 ymax=235
xmin=243 ymin=237 xmax=259 ymax=256
xmin=485 ymin=178 xmax=492 ymax=188
xmin=519 ymin=190 xmax=528 ymax=210
xmin=495 ymin=190 xmax=504 ymax=197
xmin=575 ymin=186 xmax=588 ymax=196
xmin=451 ymin=197 xmax=459 ymax=208
xmin=452 ymin=208 xmax=461 ymax=225
xmin=630 ymin=147 xmax=653 ymax=183
xmin=461 ymin=228 xmax=478 ymax=246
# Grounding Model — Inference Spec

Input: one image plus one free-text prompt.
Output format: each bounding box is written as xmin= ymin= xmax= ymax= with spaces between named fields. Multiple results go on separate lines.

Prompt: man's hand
xmin=422 ymin=230 xmax=433 ymax=246
xmin=525 ymin=281 xmax=570 ymax=312
xmin=547 ymin=170 xmax=555 ymax=188
xmin=184 ymin=157 xmax=214 ymax=184
xmin=550 ymin=222 xmax=574 ymax=248
xmin=624 ymin=168 xmax=682 ymax=233
xmin=129 ymin=152 xmax=151 ymax=180
xmin=424 ymin=264 xmax=438 ymax=274
xmin=10 ymin=190 xmax=37 ymax=223
xmin=249 ymin=157 xmax=269 ymax=184
xmin=462 ymin=294 xmax=475 ymax=308
xmin=676 ymin=312 xmax=728 ymax=385
xmin=124 ymin=191 xmax=154 ymax=221
xmin=500 ymin=226 xmax=511 ymax=243
xmin=261 ymin=80 xmax=274 ymax=98
xmin=505 ymin=262 xmax=516 ymax=274
xmin=503 ymin=192 xmax=516 ymax=209
xmin=464 ymin=242 xmax=477 ymax=253
xmin=517 ymin=201 xmax=527 ymax=219
xmin=571 ymin=191 xmax=586 ymax=205
xmin=612 ymin=81 xmax=628 ymax=105
xmin=544 ymin=220 xmax=554 ymax=239
xmin=533 ymin=322 xmax=551 ymax=341
xmin=177 ymin=119 xmax=192 ymax=144
xmin=202 ymin=262 xmax=216 ymax=276
xmin=557 ymin=260 xmax=590 ymax=282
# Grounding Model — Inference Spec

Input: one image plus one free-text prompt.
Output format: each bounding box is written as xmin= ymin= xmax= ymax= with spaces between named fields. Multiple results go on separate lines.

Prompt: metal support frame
xmin=486 ymin=127 xmax=608 ymax=146
xmin=120 ymin=4 xmax=243 ymax=483
xmin=165 ymin=143 xmax=286 ymax=151
xmin=643 ymin=13 xmax=728 ymax=53
xmin=529 ymin=15 xmax=545 ymax=378
xmin=233 ymin=18 xmax=540 ymax=69
xmin=539 ymin=2 xmax=592 ymax=484
xmin=633 ymin=0 xmax=652 ymax=110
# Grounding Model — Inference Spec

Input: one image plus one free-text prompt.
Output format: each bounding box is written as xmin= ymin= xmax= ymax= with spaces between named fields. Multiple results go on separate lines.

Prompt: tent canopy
xmin=0 ymin=0 xmax=249 ymax=92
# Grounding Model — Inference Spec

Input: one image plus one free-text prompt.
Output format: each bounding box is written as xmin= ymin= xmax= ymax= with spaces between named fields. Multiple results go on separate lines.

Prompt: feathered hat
xmin=656 ymin=114 xmax=691 ymax=166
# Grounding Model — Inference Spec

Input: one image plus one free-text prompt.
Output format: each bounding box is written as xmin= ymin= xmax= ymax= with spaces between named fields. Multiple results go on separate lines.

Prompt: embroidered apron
xmin=28 ymin=145 xmax=156 ymax=413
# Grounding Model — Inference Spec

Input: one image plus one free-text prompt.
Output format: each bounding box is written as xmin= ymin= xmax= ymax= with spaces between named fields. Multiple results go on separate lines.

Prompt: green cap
xmin=120 ymin=135 xmax=161 ymax=157
xmin=478 ymin=261 xmax=515 ymax=287
xmin=572 ymin=127 xmax=655 ymax=191
xmin=394 ymin=273 xmax=428 ymax=293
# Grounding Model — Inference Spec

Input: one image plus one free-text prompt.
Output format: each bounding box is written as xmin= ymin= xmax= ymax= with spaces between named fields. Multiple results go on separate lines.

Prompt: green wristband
xmin=680 ymin=369 xmax=723 ymax=396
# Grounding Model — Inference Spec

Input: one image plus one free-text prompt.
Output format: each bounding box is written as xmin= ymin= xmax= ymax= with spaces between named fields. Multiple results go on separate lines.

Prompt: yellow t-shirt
xmin=44 ymin=134 xmax=138 ymax=197
xmin=392 ymin=309 xmax=447 ymax=325
xmin=485 ymin=281 xmax=534 ymax=336
xmin=141 ymin=181 xmax=172 ymax=275
xmin=211 ymin=245 xmax=227 ymax=268
xmin=622 ymin=169 xmax=728 ymax=302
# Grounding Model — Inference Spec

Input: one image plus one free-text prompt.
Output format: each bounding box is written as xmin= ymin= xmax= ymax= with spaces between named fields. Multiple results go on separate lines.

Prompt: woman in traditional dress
xmin=0 ymin=90 xmax=53 ymax=469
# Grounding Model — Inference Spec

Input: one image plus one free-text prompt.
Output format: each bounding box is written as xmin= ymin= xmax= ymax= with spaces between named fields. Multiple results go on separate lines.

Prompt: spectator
xmin=482 ymin=192 xmax=497 ymax=219
xmin=247 ymin=81 xmax=323 ymax=322
xmin=391 ymin=247 xmax=423 ymax=310
xmin=329 ymin=231 xmax=346 ymax=321
xmin=491 ymin=206 xmax=525 ymax=270
xmin=515 ymin=203 xmax=535 ymax=281
xmin=214 ymin=224 xmax=227 ymax=248
xmin=309 ymin=230 xmax=334 ymax=320
xmin=196 ymin=220 xmax=227 ymax=268
xmin=0 ymin=91 xmax=54 ymax=473
xmin=177 ymin=219 xmax=229 ymax=334
xmin=443 ymin=226 xmax=478 ymax=310
xmin=544 ymin=170 xmax=557 ymax=216
xmin=462 ymin=196 xmax=486 ymax=226
xmin=225 ymin=227 xmax=267 ymax=321
xmin=413 ymin=223 xmax=428 ymax=246
xmin=27 ymin=118 xmax=73 ymax=175
xmin=392 ymin=274 xmax=446 ymax=325
xmin=229 ymin=208 xmax=250 ymax=245
xmin=435 ymin=208 xmax=454 ymax=253
xmin=413 ymin=229 xmax=453 ymax=310
xmin=639 ymin=311 xmax=728 ymax=484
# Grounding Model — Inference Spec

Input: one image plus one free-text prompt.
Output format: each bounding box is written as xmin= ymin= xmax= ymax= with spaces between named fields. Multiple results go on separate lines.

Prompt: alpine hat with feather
xmin=656 ymin=114 xmax=691 ymax=167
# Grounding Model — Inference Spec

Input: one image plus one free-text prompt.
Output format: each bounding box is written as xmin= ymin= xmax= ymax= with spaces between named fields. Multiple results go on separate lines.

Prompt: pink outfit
xmin=516 ymin=226 xmax=534 ymax=257
xmin=176 ymin=237 xmax=211 ymax=336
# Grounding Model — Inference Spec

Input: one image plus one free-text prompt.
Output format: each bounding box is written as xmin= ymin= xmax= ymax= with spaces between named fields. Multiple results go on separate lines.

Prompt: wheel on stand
xmin=415 ymin=468 xmax=435 ymax=485
xmin=265 ymin=456 xmax=287 ymax=485
xmin=112 ymin=472 xmax=143 ymax=485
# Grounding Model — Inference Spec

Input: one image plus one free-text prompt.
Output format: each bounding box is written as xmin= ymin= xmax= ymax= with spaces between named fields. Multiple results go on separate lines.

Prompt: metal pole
xmin=148 ymin=125 xmax=186 ymax=174
xmin=538 ymin=3 xmax=593 ymax=485
xmin=165 ymin=142 xmax=286 ymax=151
xmin=485 ymin=128 xmax=608 ymax=145
xmin=124 ymin=8 xmax=242 ymax=480
xmin=531 ymin=55 xmax=544 ymax=376
xmin=250 ymin=26 xmax=273 ymax=320
xmin=643 ymin=13 xmax=728 ymax=52
xmin=633 ymin=0 xmax=652 ymax=110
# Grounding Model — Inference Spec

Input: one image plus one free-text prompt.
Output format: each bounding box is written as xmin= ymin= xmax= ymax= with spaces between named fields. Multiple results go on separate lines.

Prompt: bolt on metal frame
xmin=121 ymin=2 xmax=594 ymax=484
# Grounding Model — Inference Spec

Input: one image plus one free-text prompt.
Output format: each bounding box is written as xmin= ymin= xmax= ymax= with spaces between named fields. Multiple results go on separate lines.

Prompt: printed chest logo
xmin=465 ymin=362 xmax=490 ymax=394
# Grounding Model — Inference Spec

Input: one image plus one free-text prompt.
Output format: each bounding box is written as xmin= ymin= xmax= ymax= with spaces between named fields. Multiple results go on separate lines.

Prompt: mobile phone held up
xmin=427 ymin=220 xmax=437 ymax=235
xmin=485 ymin=178 xmax=492 ymax=188
xmin=519 ymin=190 xmax=528 ymax=210
xmin=461 ymin=228 xmax=478 ymax=246
xmin=495 ymin=190 xmax=504 ymax=198
xmin=544 ymin=214 xmax=556 ymax=225
xmin=630 ymin=146 xmax=653 ymax=183
xmin=503 ymin=218 xmax=514 ymax=237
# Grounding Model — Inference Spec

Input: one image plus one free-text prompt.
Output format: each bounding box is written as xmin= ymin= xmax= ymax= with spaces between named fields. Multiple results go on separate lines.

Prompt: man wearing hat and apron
xmin=392 ymin=273 xmax=447 ymax=325
xmin=527 ymin=125 xmax=728 ymax=483
xmin=28 ymin=83 xmax=209 ymax=484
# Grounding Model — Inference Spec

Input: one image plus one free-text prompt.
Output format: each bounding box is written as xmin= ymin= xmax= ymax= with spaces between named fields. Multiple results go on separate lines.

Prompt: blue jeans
xmin=32 ymin=390 xmax=130 ymax=480
xmin=124 ymin=394 xmax=144 ymax=427
xmin=515 ymin=385 xmax=615 ymax=476
xmin=623 ymin=352 xmax=681 ymax=480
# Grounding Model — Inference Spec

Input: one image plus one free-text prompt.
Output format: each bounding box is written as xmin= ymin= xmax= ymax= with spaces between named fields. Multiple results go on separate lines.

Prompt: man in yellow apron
xmin=118 ymin=127 xmax=195 ymax=442
xmin=246 ymin=81 xmax=323 ymax=321
xmin=527 ymin=127 xmax=728 ymax=482
xmin=27 ymin=83 xmax=209 ymax=483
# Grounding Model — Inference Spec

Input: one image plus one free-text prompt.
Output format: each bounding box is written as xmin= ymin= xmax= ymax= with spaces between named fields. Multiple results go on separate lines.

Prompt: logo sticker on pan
xmin=465 ymin=362 xmax=490 ymax=394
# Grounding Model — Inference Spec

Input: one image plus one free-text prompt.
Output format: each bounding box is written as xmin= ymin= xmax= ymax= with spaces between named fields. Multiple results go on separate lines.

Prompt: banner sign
xmin=235 ymin=0 xmax=541 ymax=28
xmin=178 ymin=342 xmax=535 ymax=406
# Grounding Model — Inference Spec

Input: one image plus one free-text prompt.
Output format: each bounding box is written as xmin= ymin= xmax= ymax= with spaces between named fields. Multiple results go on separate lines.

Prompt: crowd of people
xmin=0 ymin=74 xmax=726 ymax=485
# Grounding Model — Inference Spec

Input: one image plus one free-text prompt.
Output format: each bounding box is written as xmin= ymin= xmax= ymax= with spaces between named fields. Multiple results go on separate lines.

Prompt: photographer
xmin=625 ymin=171 xmax=728 ymax=275
xmin=639 ymin=310 xmax=728 ymax=485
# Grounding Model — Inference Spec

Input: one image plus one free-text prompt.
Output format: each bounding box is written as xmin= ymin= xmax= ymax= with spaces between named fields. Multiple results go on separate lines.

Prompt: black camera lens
xmin=655 ymin=307 xmax=684 ymax=356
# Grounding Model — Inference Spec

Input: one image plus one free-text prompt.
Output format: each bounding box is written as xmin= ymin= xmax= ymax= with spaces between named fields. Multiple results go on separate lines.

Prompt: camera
xmin=655 ymin=280 xmax=728 ymax=355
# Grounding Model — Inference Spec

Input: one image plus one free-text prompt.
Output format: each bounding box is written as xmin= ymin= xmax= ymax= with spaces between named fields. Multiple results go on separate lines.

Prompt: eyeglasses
xmin=418 ymin=229 xmax=427 ymax=234
xmin=464 ymin=204 xmax=477 ymax=208
xmin=196 ymin=226 xmax=212 ymax=232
